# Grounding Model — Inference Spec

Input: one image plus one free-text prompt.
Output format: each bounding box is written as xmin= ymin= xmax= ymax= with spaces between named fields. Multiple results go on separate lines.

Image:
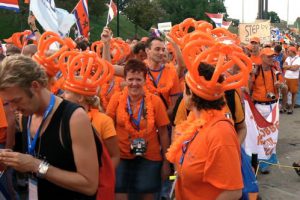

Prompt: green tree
xmin=123 ymin=0 xmax=167 ymax=35
xmin=265 ymin=11 xmax=280 ymax=23
xmin=294 ymin=17 xmax=300 ymax=28
xmin=157 ymin=0 xmax=227 ymax=25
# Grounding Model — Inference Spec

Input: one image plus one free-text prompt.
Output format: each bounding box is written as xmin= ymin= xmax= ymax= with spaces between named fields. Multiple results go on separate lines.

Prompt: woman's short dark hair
xmin=185 ymin=62 xmax=225 ymax=110
xmin=124 ymin=59 xmax=147 ymax=78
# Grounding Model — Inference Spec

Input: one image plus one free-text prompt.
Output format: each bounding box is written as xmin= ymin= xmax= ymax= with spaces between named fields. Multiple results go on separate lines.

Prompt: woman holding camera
xmin=106 ymin=59 xmax=171 ymax=200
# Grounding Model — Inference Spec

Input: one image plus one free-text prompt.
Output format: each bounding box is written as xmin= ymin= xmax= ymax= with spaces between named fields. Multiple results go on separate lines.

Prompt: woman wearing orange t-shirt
xmin=106 ymin=59 xmax=171 ymax=200
xmin=167 ymin=63 xmax=243 ymax=200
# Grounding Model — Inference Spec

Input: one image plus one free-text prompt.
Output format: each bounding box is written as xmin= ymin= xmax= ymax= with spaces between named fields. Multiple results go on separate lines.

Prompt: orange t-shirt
xmin=145 ymin=61 xmax=182 ymax=107
xmin=174 ymin=92 xmax=244 ymax=126
xmin=0 ymin=98 xmax=8 ymax=143
xmin=88 ymin=109 xmax=117 ymax=141
xmin=99 ymin=76 xmax=124 ymax=110
xmin=106 ymin=92 xmax=170 ymax=161
xmin=252 ymin=67 xmax=284 ymax=102
xmin=251 ymin=54 xmax=262 ymax=65
xmin=175 ymin=120 xmax=243 ymax=200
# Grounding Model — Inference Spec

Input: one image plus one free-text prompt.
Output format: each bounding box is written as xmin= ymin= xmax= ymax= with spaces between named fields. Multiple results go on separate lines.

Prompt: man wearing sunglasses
xmin=250 ymin=48 xmax=286 ymax=119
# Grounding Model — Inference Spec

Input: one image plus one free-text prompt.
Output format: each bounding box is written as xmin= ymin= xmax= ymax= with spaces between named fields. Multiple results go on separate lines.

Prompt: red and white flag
xmin=106 ymin=0 xmax=117 ymax=25
xmin=222 ymin=21 xmax=232 ymax=29
xmin=205 ymin=12 xmax=223 ymax=27
xmin=0 ymin=0 xmax=19 ymax=12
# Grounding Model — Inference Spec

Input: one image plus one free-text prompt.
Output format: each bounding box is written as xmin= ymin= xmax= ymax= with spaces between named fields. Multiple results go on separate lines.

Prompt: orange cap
xmin=260 ymin=48 xmax=275 ymax=57
xmin=250 ymin=37 xmax=260 ymax=44
xmin=288 ymin=46 xmax=297 ymax=53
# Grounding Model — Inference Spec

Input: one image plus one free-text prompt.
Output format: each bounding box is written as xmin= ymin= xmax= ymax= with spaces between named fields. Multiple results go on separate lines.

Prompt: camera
xmin=266 ymin=92 xmax=276 ymax=100
xmin=130 ymin=138 xmax=147 ymax=156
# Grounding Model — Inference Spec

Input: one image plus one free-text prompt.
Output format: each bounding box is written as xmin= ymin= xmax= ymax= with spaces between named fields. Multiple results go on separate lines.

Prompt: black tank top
xmin=22 ymin=100 xmax=96 ymax=200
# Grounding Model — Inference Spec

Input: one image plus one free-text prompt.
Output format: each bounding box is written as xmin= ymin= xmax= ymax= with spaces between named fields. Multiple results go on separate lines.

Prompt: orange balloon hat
xmin=4 ymin=30 xmax=33 ymax=48
xmin=91 ymin=38 xmax=129 ymax=64
xmin=61 ymin=51 xmax=115 ymax=96
xmin=182 ymin=33 xmax=252 ymax=100
xmin=32 ymin=31 xmax=76 ymax=77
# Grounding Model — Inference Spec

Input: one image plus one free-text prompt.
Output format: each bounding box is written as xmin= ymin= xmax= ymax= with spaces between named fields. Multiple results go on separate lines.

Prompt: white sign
xmin=30 ymin=0 xmax=75 ymax=36
xmin=239 ymin=20 xmax=271 ymax=44
xmin=158 ymin=22 xmax=172 ymax=33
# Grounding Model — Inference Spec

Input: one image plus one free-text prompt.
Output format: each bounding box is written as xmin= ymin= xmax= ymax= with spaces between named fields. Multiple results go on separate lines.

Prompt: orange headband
xmin=32 ymin=31 xmax=76 ymax=77
xmin=61 ymin=51 xmax=114 ymax=96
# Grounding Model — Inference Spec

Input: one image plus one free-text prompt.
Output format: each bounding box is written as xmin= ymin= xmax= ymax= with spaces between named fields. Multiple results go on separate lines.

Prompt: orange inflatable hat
xmin=61 ymin=51 xmax=115 ymax=96
xmin=32 ymin=31 xmax=76 ymax=77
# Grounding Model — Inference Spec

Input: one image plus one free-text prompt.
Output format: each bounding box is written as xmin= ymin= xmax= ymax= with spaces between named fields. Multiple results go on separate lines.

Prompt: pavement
xmin=257 ymin=108 xmax=300 ymax=200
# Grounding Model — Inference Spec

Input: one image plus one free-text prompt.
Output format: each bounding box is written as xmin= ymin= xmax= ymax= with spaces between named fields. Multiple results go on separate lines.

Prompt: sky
xmin=224 ymin=0 xmax=299 ymax=24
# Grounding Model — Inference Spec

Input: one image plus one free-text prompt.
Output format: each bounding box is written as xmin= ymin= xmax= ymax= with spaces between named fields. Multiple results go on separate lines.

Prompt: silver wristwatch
xmin=36 ymin=161 xmax=49 ymax=178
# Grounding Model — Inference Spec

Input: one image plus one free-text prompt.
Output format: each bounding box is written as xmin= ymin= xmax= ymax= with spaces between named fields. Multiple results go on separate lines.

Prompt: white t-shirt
xmin=284 ymin=56 xmax=300 ymax=79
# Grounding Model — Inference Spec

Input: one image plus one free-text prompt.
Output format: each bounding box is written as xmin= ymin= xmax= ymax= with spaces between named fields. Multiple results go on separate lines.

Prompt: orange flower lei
xmin=146 ymin=64 xmax=174 ymax=94
xmin=166 ymin=109 xmax=225 ymax=163
xmin=118 ymin=87 xmax=155 ymax=138
xmin=100 ymin=78 xmax=122 ymax=109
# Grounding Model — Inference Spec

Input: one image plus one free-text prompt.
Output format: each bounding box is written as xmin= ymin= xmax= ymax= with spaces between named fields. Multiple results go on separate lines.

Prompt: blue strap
xmin=179 ymin=131 xmax=199 ymax=165
xmin=148 ymin=64 xmax=165 ymax=86
xmin=127 ymin=97 xmax=144 ymax=131
xmin=27 ymin=94 xmax=56 ymax=155
xmin=106 ymin=79 xmax=115 ymax=96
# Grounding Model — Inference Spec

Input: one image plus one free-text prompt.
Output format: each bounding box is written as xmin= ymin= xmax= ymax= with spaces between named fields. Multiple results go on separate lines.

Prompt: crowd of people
xmin=0 ymin=15 xmax=299 ymax=200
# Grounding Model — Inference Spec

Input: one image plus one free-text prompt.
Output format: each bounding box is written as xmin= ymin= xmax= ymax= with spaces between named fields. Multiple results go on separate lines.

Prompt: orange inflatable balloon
xmin=33 ymin=31 xmax=76 ymax=77
xmin=4 ymin=30 xmax=34 ymax=48
xmin=63 ymin=51 xmax=114 ymax=96
xmin=91 ymin=39 xmax=124 ymax=64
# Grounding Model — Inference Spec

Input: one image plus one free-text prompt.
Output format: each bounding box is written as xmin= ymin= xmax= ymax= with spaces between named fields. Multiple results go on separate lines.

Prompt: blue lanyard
xmin=148 ymin=64 xmax=165 ymax=86
xmin=127 ymin=97 xmax=144 ymax=131
xmin=106 ymin=79 xmax=115 ymax=96
xmin=27 ymin=94 xmax=56 ymax=155
xmin=179 ymin=131 xmax=199 ymax=165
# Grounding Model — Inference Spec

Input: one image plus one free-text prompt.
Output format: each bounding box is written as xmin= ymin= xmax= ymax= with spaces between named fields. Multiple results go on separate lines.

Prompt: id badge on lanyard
xmin=29 ymin=177 xmax=38 ymax=200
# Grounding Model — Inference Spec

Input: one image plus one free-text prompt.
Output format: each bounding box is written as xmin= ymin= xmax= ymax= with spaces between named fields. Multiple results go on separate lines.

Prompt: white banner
xmin=243 ymin=96 xmax=279 ymax=160
xmin=30 ymin=0 xmax=75 ymax=36
xmin=158 ymin=22 xmax=172 ymax=33
xmin=239 ymin=20 xmax=271 ymax=44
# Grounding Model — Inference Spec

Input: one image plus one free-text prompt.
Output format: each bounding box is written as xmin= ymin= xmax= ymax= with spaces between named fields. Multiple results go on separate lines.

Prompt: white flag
xmin=30 ymin=0 xmax=75 ymax=37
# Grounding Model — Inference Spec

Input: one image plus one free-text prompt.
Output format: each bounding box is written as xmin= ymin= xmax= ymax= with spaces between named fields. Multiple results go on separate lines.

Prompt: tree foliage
xmin=122 ymin=0 xmax=168 ymax=32
xmin=157 ymin=0 xmax=227 ymax=25
xmin=264 ymin=11 xmax=280 ymax=23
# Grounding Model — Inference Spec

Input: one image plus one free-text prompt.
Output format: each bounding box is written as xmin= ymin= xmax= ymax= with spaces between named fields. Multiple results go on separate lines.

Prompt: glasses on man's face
xmin=251 ymin=41 xmax=258 ymax=45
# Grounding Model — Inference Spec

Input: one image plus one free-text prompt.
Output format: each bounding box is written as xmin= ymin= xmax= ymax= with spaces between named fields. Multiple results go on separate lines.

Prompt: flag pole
xmin=106 ymin=0 xmax=112 ymax=26
xmin=117 ymin=0 xmax=119 ymax=37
